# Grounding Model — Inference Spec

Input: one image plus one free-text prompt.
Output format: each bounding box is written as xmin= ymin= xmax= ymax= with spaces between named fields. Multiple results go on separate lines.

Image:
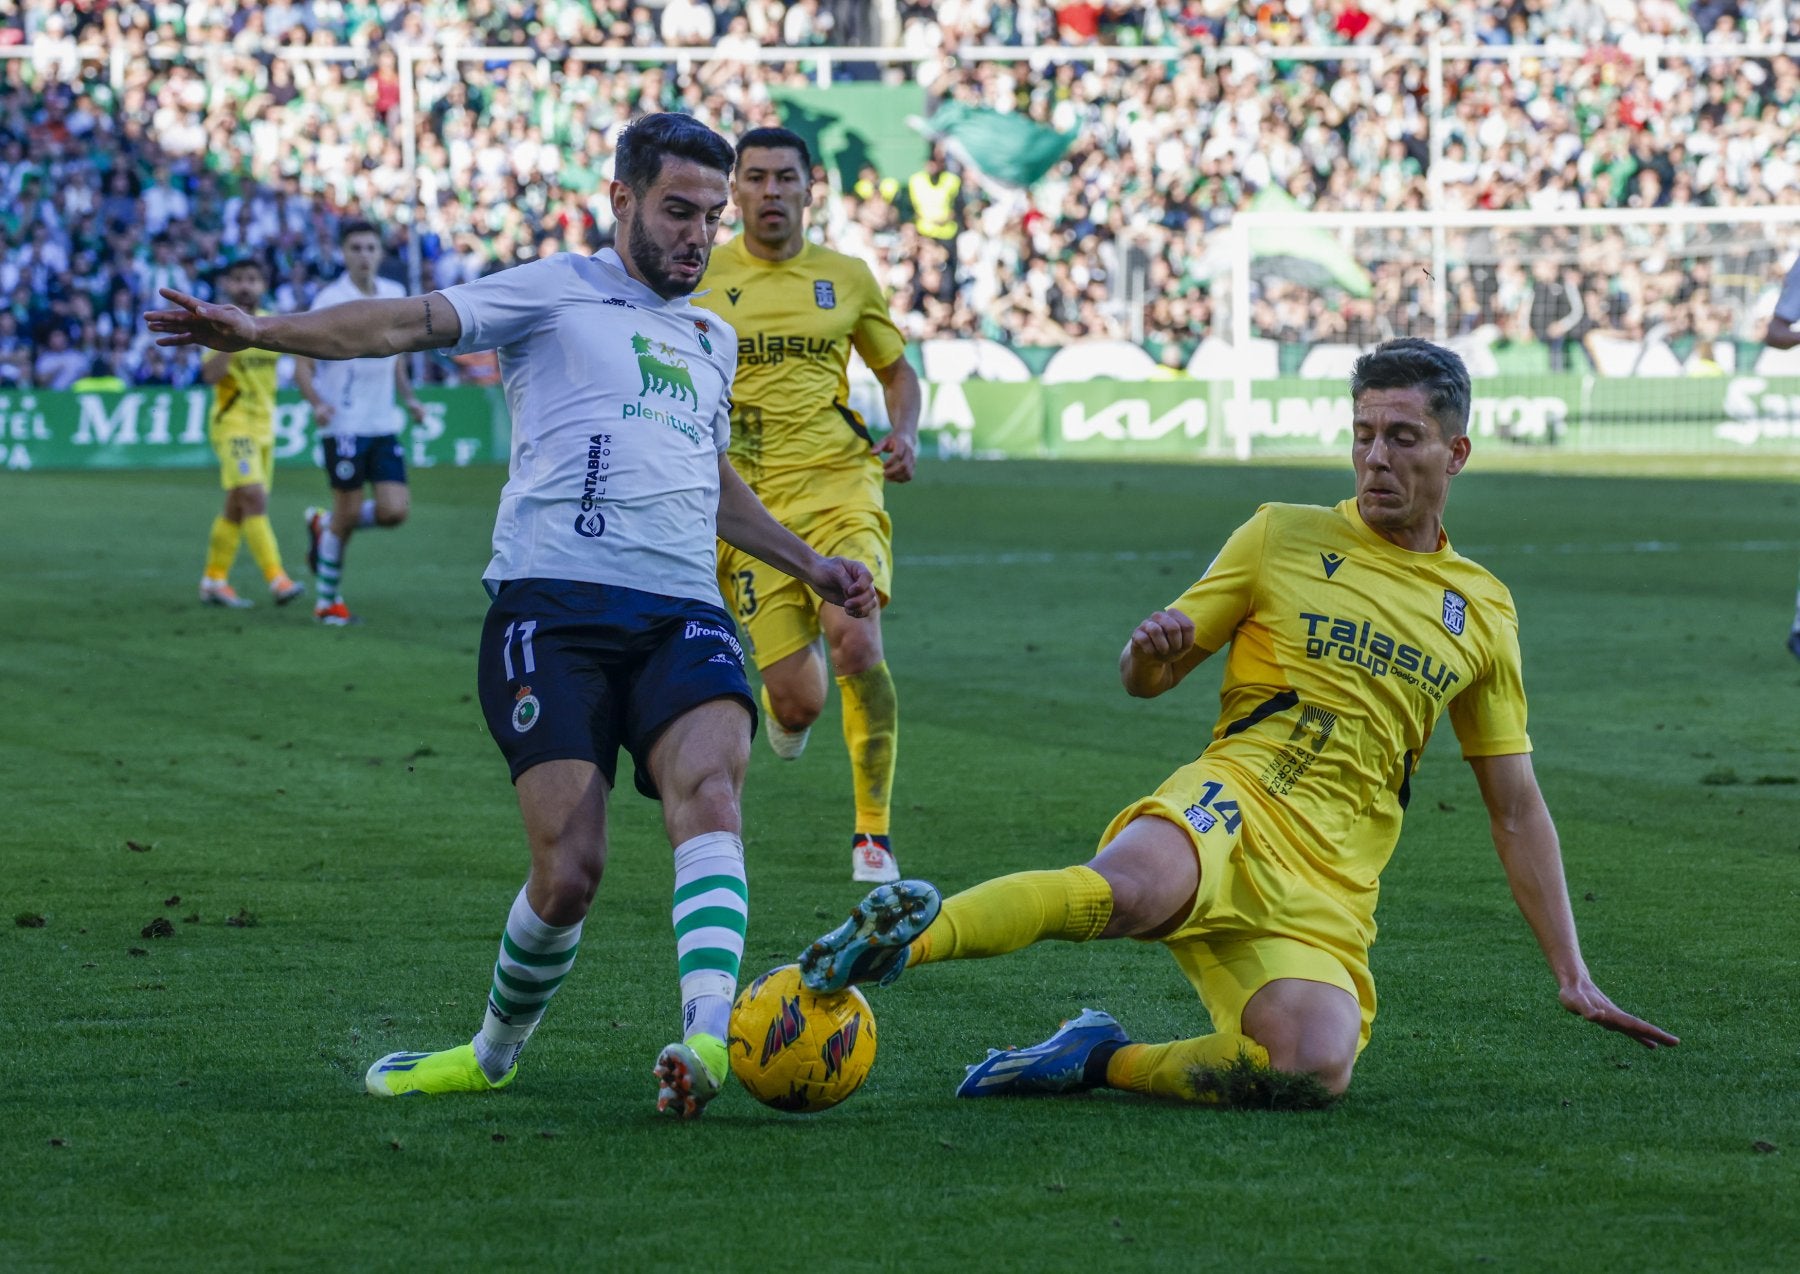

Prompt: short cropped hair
xmin=614 ymin=112 xmax=735 ymax=194
xmin=223 ymin=256 xmax=268 ymax=279
xmin=1349 ymin=338 xmax=1472 ymax=439
xmin=339 ymin=219 xmax=382 ymax=244
xmin=735 ymin=127 xmax=812 ymax=172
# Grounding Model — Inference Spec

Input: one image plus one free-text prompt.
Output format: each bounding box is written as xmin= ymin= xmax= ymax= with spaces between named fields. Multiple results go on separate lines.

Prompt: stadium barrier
xmin=0 ymin=386 xmax=513 ymax=473
xmin=11 ymin=374 xmax=1800 ymax=474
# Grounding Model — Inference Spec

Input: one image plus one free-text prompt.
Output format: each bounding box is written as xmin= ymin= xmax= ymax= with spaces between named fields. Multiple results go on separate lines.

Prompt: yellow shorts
xmin=213 ymin=431 xmax=273 ymax=491
xmin=1098 ymin=759 xmax=1378 ymax=1053
xmin=717 ymin=502 xmax=893 ymax=669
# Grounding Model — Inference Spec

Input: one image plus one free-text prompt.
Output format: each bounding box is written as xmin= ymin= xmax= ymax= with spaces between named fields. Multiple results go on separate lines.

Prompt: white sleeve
xmin=710 ymin=396 xmax=732 ymax=455
xmin=710 ymin=325 xmax=737 ymax=455
xmin=441 ymin=258 xmax=562 ymax=353
xmin=1775 ymin=256 xmax=1800 ymax=324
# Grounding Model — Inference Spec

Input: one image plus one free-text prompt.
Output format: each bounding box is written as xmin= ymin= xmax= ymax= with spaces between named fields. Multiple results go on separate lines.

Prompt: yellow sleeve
xmin=847 ymin=260 xmax=907 ymax=372
xmin=1168 ymin=505 xmax=1268 ymax=655
xmin=1448 ymin=599 xmax=1532 ymax=757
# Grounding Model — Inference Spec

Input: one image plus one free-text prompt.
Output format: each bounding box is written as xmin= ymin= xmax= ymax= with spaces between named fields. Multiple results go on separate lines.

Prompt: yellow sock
xmin=836 ymin=662 xmax=896 ymax=835
xmin=1105 ymin=1034 xmax=1271 ymax=1102
xmin=204 ymin=516 xmax=241 ymax=580
xmin=240 ymin=514 xmax=285 ymax=583
xmin=909 ymin=865 xmax=1112 ymax=966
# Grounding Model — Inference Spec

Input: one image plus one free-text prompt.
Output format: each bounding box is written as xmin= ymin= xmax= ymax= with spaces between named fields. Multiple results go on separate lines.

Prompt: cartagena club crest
xmin=1442 ymin=590 xmax=1467 ymax=636
xmin=511 ymin=685 xmax=541 ymax=733
xmin=814 ymin=280 xmax=836 ymax=309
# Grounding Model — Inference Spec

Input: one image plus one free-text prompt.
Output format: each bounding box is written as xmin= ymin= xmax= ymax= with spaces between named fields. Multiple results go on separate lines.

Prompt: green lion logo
xmin=632 ymin=333 xmax=697 ymax=406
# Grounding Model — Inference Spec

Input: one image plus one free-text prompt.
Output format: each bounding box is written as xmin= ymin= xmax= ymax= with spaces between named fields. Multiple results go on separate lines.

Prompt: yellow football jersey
xmin=208 ymin=321 xmax=279 ymax=441
xmin=1170 ymin=498 xmax=1531 ymax=909
xmin=695 ymin=238 xmax=907 ymax=517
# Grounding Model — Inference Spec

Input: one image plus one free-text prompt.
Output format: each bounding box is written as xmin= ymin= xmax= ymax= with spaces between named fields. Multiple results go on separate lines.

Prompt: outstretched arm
xmin=715 ymin=456 xmax=876 ymax=618
xmin=1468 ymin=752 xmax=1679 ymax=1049
xmin=1767 ymin=314 xmax=1800 ymax=351
xmin=146 ymin=289 xmax=461 ymax=361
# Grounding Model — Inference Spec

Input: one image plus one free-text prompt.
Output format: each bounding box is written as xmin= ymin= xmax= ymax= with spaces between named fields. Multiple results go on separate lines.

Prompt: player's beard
xmin=628 ymin=215 xmax=706 ymax=300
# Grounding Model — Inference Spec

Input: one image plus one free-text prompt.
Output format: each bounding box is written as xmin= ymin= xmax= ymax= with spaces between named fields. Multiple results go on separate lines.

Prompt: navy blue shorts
xmin=323 ymin=434 xmax=406 ymax=490
xmin=476 ymin=578 xmax=756 ymax=800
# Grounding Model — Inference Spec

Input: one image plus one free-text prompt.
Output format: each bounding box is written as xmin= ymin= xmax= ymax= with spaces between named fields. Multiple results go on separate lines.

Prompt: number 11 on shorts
xmin=501 ymin=620 xmax=538 ymax=681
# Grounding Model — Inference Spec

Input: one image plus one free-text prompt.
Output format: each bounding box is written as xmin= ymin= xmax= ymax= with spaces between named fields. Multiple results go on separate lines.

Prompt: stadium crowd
xmin=3 ymin=0 xmax=1799 ymax=387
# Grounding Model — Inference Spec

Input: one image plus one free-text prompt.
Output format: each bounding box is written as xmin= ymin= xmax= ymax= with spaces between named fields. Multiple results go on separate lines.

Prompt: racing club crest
xmin=1442 ymin=590 xmax=1467 ymax=636
xmin=814 ymin=280 xmax=836 ymax=309
xmin=512 ymin=685 xmax=541 ymax=733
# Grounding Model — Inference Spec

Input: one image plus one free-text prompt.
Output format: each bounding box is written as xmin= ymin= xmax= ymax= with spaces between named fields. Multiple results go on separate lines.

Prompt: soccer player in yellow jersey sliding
xmin=696 ymin=128 xmax=923 ymax=884
xmin=800 ymin=338 xmax=1677 ymax=1105
xmin=197 ymin=256 xmax=304 ymax=610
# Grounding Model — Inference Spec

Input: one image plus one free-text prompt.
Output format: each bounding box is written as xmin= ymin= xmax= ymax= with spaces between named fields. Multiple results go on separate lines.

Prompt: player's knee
xmin=1264 ymin=1033 xmax=1357 ymax=1096
xmin=828 ymin=635 xmax=882 ymax=676
xmin=532 ymin=857 xmax=603 ymax=921
xmin=764 ymin=685 xmax=823 ymax=731
xmin=664 ymin=765 xmax=744 ymax=822
xmin=375 ymin=507 xmax=407 ymax=527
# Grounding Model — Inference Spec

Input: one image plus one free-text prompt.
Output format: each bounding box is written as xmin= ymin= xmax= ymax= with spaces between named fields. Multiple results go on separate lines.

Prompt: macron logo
xmin=1321 ymin=551 xmax=1346 ymax=579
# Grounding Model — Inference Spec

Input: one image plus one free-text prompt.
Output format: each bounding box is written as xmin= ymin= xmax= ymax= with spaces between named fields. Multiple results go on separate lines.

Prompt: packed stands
xmin=3 ymin=1 xmax=1799 ymax=387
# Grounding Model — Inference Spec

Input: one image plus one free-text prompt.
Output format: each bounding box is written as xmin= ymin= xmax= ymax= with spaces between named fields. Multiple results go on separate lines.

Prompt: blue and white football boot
xmin=798 ymin=879 xmax=941 ymax=993
xmin=955 ymin=1009 xmax=1130 ymax=1098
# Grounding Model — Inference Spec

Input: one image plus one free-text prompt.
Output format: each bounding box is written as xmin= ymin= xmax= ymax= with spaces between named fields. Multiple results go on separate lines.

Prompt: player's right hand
xmin=311 ymin=401 xmax=336 ymax=427
xmin=812 ymin=556 xmax=877 ymax=619
xmin=145 ymin=288 xmax=259 ymax=352
xmin=1560 ymin=978 xmax=1680 ymax=1050
xmin=1129 ymin=609 xmax=1195 ymax=662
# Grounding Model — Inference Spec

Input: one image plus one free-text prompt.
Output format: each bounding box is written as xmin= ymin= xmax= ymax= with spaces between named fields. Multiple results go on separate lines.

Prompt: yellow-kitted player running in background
xmin=198 ymin=256 xmax=304 ymax=610
xmin=696 ymin=127 xmax=922 ymax=884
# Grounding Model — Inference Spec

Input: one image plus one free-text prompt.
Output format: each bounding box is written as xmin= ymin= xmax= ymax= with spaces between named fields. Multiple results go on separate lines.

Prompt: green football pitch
xmin=4 ymin=458 xmax=1796 ymax=1270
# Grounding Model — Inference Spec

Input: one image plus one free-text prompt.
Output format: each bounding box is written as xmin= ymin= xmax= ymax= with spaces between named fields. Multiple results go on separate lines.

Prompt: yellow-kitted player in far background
xmin=197 ymin=256 xmax=304 ymax=610
xmin=696 ymin=127 xmax=923 ymax=884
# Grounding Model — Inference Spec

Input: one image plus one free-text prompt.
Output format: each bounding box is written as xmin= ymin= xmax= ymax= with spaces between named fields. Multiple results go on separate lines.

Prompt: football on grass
xmin=728 ymin=964 xmax=877 ymax=1113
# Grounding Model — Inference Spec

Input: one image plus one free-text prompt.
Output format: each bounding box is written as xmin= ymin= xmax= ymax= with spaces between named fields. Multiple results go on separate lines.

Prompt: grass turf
xmin=3 ymin=459 xmax=1797 ymax=1271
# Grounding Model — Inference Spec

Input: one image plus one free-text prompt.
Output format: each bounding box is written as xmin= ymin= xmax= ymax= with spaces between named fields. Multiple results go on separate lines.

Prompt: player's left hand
xmin=145 ymin=288 xmax=258 ymax=351
xmin=1561 ymin=978 xmax=1679 ymax=1049
xmin=406 ymin=400 xmax=428 ymax=424
xmin=873 ymin=430 xmax=917 ymax=483
xmin=812 ymin=555 xmax=877 ymax=619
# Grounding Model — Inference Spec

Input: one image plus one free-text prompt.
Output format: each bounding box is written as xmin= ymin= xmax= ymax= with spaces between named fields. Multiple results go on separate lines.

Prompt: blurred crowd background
xmin=4 ymin=0 xmax=1800 ymax=389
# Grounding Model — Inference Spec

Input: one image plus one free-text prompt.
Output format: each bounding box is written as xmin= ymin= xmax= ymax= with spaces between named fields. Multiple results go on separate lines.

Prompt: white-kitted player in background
xmin=296 ymin=219 xmax=427 ymax=626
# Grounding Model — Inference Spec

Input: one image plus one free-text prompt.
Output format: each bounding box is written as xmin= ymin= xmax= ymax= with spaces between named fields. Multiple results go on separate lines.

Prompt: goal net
xmin=1214 ymin=206 xmax=1800 ymax=457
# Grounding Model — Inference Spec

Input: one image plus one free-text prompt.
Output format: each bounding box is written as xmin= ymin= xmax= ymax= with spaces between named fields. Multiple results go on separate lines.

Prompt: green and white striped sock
xmin=671 ymin=831 xmax=747 ymax=1044
xmin=315 ymin=529 xmax=344 ymax=606
xmin=471 ymin=887 xmax=583 ymax=1081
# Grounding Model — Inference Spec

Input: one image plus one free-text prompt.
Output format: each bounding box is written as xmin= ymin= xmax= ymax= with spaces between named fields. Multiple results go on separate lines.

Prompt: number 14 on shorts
xmin=1182 ymin=780 xmax=1241 ymax=836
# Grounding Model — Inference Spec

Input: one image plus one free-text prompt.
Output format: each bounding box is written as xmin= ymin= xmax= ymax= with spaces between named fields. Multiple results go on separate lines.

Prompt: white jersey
xmin=309 ymin=274 xmax=409 ymax=437
xmin=441 ymin=249 xmax=738 ymax=605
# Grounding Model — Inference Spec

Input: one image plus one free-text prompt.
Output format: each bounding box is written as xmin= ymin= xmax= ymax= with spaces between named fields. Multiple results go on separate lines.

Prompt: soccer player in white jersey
xmin=147 ymin=113 xmax=877 ymax=1119
xmin=1763 ymin=254 xmax=1800 ymax=658
xmin=295 ymin=221 xmax=427 ymax=626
